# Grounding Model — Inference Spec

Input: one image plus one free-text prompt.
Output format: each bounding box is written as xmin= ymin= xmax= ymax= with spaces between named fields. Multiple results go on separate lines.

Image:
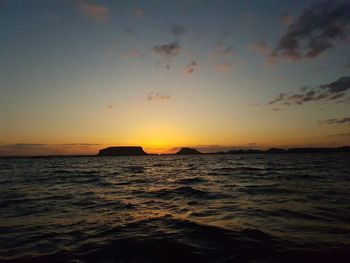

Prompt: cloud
xmin=268 ymin=76 xmax=350 ymax=106
xmin=61 ymin=143 xmax=101 ymax=146
xmin=344 ymin=59 xmax=350 ymax=68
xmin=185 ymin=60 xmax=198 ymax=75
xmin=1 ymin=143 xmax=101 ymax=148
xmin=153 ymin=42 xmax=181 ymax=57
xmin=327 ymin=133 xmax=350 ymax=137
xmin=124 ymin=28 xmax=135 ymax=34
xmin=123 ymin=49 xmax=143 ymax=58
xmin=268 ymin=93 xmax=287 ymax=105
xmin=250 ymin=41 xmax=270 ymax=55
xmin=251 ymin=103 xmax=261 ymax=107
xmin=106 ymin=104 xmax=114 ymax=110
xmin=211 ymin=44 xmax=235 ymax=61
xmin=153 ymin=41 xmax=181 ymax=69
xmin=147 ymin=92 xmax=171 ymax=102
xmin=280 ymin=12 xmax=294 ymax=25
xmin=319 ymin=117 xmax=350 ymax=125
xmin=322 ymin=76 xmax=350 ymax=93
xmin=222 ymin=46 xmax=234 ymax=56
xmin=273 ymin=1 xmax=350 ymax=60
xmin=134 ymin=8 xmax=143 ymax=18
xmin=79 ymin=1 xmax=110 ymax=22
xmin=4 ymin=143 xmax=48 ymax=148
xmin=249 ymin=41 xmax=276 ymax=65
xmin=171 ymin=24 xmax=186 ymax=36
xmin=215 ymin=62 xmax=234 ymax=73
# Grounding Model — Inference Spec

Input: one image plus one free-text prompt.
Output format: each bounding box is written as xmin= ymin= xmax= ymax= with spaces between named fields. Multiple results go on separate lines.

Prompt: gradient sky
xmin=0 ymin=0 xmax=349 ymax=155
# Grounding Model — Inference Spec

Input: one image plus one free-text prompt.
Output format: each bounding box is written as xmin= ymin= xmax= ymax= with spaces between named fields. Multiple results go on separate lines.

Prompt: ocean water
xmin=1 ymin=154 xmax=350 ymax=262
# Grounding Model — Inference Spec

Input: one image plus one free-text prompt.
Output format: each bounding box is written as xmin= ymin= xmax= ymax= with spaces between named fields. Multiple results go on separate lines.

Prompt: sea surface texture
xmin=1 ymin=154 xmax=350 ymax=262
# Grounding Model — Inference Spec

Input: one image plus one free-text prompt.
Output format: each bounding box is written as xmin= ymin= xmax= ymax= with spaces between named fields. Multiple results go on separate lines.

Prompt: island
xmin=98 ymin=146 xmax=147 ymax=156
xmin=176 ymin=147 xmax=202 ymax=155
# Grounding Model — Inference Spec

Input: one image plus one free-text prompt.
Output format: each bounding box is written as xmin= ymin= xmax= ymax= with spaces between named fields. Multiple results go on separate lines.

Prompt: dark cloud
xmin=153 ymin=41 xmax=181 ymax=69
xmin=268 ymin=93 xmax=287 ymax=105
xmin=147 ymin=92 xmax=171 ymax=101
xmin=153 ymin=42 xmax=181 ymax=57
xmin=268 ymin=76 xmax=350 ymax=106
xmin=171 ymin=24 xmax=186 ymax=36
xmin=321 ymin=76 xmax=350 ymax=93
xmin=319 ymin=117 xmax=350 ymax=125
xmin=273 ymin=1 xmax=350 ymax=60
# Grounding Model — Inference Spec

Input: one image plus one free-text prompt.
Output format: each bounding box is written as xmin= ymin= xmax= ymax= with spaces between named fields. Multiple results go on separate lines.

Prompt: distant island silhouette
xmin=98 ymin=146 xmax=147 ymax=156
xmin=95 ymin=146 xmax=350 ymax=156
xmin=1 ymin=146 xmax=349 ymax=158
xmin=176 ymin=147 xmax=202 ymax=155
xmin=221 ymin=146 xmax=350 ymax=154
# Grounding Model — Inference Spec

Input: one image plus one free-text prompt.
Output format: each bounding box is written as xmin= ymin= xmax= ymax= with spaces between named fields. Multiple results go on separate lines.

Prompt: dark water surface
xmin=1 ymin=154 xmax=350 ymax=262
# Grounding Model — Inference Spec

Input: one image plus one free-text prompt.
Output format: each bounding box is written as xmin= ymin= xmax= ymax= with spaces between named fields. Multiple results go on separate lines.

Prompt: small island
xmin=98 ymin=146 xmax=147 ymax=156
xmin=176 ymin=147 xmax=202 ymax=155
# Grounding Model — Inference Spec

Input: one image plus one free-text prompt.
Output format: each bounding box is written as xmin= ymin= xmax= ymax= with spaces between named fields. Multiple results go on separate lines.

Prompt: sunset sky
xmin=0 ymin=0 xmax=349 ymax=155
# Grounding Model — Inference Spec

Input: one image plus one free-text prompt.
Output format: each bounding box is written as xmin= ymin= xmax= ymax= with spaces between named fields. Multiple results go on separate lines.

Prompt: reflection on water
xmin=1 ymin=154 xmax=350 ymax=262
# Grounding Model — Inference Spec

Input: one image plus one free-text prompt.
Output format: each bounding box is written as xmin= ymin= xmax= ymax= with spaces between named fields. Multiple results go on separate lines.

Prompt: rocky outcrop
xmin=98 ymin=146 xmax=147 ymax=156
xmin=176 ymin=147 xmax=201 ymax=155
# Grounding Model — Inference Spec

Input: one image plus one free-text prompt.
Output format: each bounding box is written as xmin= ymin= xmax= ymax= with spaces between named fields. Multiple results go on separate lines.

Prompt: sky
xmin=0 ymin=0 xmax=349 ymax=155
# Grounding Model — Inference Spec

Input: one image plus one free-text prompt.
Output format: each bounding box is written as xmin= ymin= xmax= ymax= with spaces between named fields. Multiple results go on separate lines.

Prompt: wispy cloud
xmin=79 ymin=1 xmax=110 ymax=22
xmin=185 ymin=60 xmax=198 ymax=75
xmin=215 ymin=62 xmax=234 ymax=73
xmin=273 ymin=1 xmax=350 ymax=60
xmin=4 ymin=143 xmax=48 ymax=148
xmin=268 ymin=76 xmax=350 ymax=106
xmin=249 ymin=41 xmax=276 ymax=65
xmin=268 ymin=93 xmax=287 ymax=105
xmin=319 ymin=117 xmax=350 ymax=125
xmin=211 ymin=43 xmax=235 ymax=61
xmin=134 ymin=8 xmax=144 ymax=18
xmin=147 ymin=92 xmax=171 ymax=102
xmin=153 ymin=41 xmax=181 ymax=69
xmin=1 ymin=143 xmax=101 ymax=148
xmin=327 ymin=133 xmax=350 ymax=137
xmin=153 ymin=42 xmax=181 ymax=58
xmin=208 ymin=42 xmax=236 ymax=73
xmin=171 ymin=24 xmax=186 ymax=37
xmin=106 ymin=104 xmax=114 ymax=110
xmin=123 ymin=49 xmax=143 ymax=58
xmin=280 ymin=12 xmax=294 ymax=25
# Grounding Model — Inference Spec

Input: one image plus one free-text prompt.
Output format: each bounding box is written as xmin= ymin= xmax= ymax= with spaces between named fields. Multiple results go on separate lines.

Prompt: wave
xmin=145 ymin=186 xmax=229 ymax=199
xmin=3 ymin=216 xmax=349 ymax=262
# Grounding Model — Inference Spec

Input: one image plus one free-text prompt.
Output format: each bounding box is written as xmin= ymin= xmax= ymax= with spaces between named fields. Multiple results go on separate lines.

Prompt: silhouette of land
xmin=176 ymin=147 xmax=202 ymax=155
xmin=1 ymin=146 xmax=349 ymax=158
xmin=222 ymin=146 xmax=350 ymax=154
xmin=98 ymin=146 xmax=147 ymax=156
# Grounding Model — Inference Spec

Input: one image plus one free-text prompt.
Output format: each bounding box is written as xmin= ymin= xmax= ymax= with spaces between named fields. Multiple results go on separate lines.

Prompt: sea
xmin=0 ymin=153 xmax=350 ymax=262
